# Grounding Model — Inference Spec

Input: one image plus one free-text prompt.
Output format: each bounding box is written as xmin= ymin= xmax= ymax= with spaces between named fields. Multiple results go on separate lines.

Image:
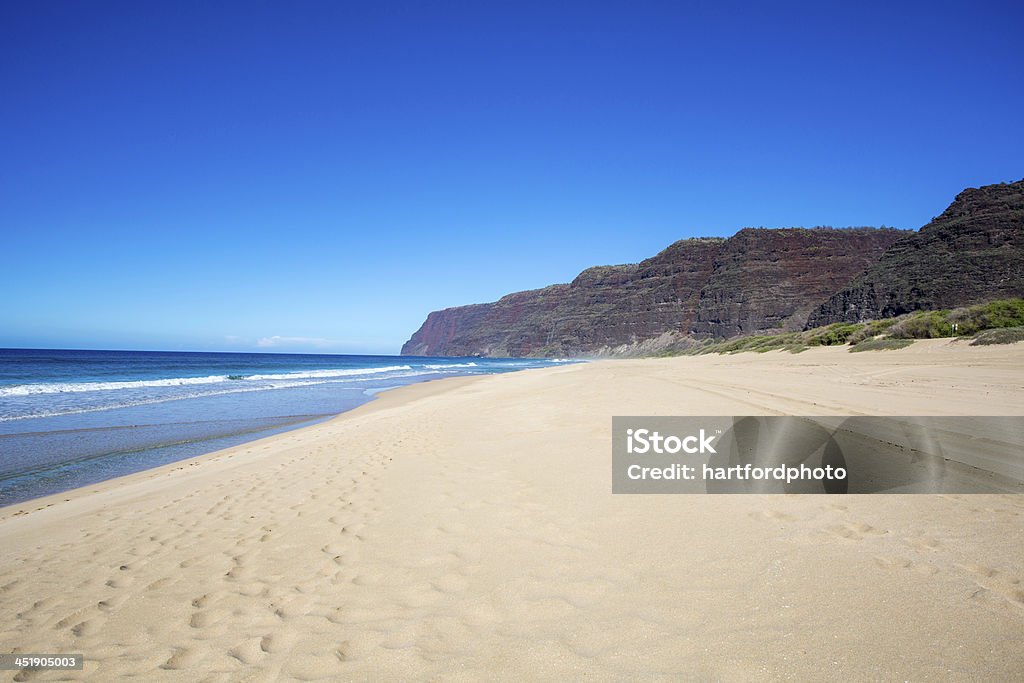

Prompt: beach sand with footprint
xmin=0 ymin=340 xmax=1022 ymax=680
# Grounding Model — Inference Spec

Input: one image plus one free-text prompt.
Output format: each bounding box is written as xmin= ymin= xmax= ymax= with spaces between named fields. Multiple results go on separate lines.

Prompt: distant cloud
xmin=255 ymin=335 xmax=340 ymax=349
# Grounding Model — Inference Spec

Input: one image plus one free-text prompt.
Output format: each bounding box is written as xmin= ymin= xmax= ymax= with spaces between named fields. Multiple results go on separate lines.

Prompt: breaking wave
xmin=0 ymin=365 xmax=414 ymax=397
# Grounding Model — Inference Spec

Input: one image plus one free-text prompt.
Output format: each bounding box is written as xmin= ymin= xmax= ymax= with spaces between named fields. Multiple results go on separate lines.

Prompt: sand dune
xmin=1 ymin=339 xmax=1022 ymax=680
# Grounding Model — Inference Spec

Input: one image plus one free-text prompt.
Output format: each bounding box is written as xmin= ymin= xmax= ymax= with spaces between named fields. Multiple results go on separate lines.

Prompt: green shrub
xmin=849 ymin=338 xmax=915 ymax=352
xmin=804 ymin=322 xmax=861 ymax=346
xmin=970 ymin=326 xmax=1024 ymax=346
xmin=888 ymin=310 xmax=953 ymax=339
xmin=848 ymin=318 xmax=897 ymax=345
xmin=949 ymin=299 xmax=1024 ymax=335
xmin=652 ymin=298 xmax=1024 ymax=357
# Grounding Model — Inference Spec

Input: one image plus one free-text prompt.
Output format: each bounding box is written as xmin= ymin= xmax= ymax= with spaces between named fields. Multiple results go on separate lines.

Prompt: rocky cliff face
xmin=805 ymin=179 xmax=1024 ymax=328
xmin=402 ymin=228 xmax=904 ymax=357
xmin=691 ymin=228 xmax=905 ymax=338
xmin=401 ymin=238 xmax=725 ymax=357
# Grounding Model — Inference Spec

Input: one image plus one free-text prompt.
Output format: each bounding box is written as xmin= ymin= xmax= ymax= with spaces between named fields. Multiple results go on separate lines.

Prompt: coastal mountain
xmin=402 ymin=228 xmax=904 ymax=357
xmin=402 ymin=179 xmax=1024 ymax=357
xmin=805 ymin=179 xmax=1024 ymax=327
xmin=688 ymin=228 xmax=904 ymax=339
xmin=401 ymin=237 xmax=723 ymax=358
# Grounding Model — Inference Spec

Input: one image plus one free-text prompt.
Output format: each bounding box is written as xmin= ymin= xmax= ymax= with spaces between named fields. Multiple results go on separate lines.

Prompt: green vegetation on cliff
xmin=654 ymin=299 xmax=1024 ymax=356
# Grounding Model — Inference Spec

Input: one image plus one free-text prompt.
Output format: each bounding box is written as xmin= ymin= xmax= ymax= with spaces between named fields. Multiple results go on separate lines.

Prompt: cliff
xmin=402 ymin=227 xmax=905 ymax=357
xmin=401 ymin=238 xmax=725 ymax=357
xmin=691 ymin=228 xmax=906 ymax=338
xmin=805 ymin=179 xmax=1024 ymax=328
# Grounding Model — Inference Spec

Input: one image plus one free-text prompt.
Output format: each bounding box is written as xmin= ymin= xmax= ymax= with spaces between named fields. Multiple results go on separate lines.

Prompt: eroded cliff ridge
xmin=402 ymin=228 xmax=904 ymax=357
xmin=805 ymin=179 xmax=1024 ymax=328
xmin=402 ymin=180 xmax=1024 ymax=357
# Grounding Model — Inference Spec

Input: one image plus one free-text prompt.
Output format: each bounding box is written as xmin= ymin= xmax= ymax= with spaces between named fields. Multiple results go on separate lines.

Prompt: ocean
xmin=0 ymin=349 xmax=573 ymax=507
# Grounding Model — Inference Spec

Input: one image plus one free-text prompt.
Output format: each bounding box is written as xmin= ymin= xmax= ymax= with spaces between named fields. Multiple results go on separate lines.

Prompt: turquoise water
xmin=0 ymin=349 xmax=574 ymax=506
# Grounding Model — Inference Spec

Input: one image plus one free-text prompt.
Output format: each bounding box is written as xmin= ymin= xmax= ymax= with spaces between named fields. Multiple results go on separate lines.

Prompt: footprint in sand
xmin=318 ymin=605 xmax=347 ymax=624
xmin=144 ymin=576 xmax=175 ymax=592
xmin=71 ymin=618 xmax=103 ymax=637
xmin=228 ymin=638 xmax=266 ymax=665
xmin=749 ymin=510 xmax=796 ymax=521
xmin=873 ymin=555 xmax=941 ymax=576
xmin=259 ymin=632 xmax=295 ymax=653
xmin=350 ymin=574 xmax=378 ymax=587
xmin=159 ymin=648 xmax=196 ymax=671
xmin=430 ymin=573 xmax=470 ymax=594
xmin=105 ymin=576 xmax=132 ymax=589
xmin=188 ymin=609 xmax=228 ymax=628
xmin=54 ymin=605 xmax=98 ymax=631
xmin=962 ymin=563 xmax=1024 ymax=608
xmin=906 ymin=535 xmax=943 ymax=551
xmin=97 ymin=594 xmax=128 ymax=612
xmin=827 ymin=522 xmax=887 ymax=541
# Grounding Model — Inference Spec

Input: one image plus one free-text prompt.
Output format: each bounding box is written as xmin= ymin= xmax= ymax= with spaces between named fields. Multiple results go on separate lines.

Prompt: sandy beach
xmin=1 ymin=339 xmax=1022 ymax=681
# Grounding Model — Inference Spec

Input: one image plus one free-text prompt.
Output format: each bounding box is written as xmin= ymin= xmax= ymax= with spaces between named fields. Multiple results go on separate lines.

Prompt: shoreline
xmin=0 ymin=372 xmax=488 ymax=522
xmin=0 ymin=357 xmax=551 ymax=510
xmin=3 ymin=338 xmax=1022 ymax=528
xmin=1 ymin=341 xmax=1022 ymax=680
xmin=0 ymin=412 xmax=339 ymax=510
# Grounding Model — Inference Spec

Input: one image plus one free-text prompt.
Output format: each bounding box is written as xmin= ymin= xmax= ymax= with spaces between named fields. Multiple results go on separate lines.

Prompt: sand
xmin=1 ymin=339 xmax=1022 ymax=681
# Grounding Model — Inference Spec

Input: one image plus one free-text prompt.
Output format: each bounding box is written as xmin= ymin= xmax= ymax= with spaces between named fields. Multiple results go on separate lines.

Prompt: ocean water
xmin=0 ymin=349 xmax=574 ymax=506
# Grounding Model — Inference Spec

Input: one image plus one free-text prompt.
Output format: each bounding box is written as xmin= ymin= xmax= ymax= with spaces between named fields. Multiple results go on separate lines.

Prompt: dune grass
xmin=848 ymin=338 xmax=915 ymax=352
xmin=970 ymin=326 xmax=1024 ymax=346
xmin=653 ymin=298 xmax=1024 ymax=356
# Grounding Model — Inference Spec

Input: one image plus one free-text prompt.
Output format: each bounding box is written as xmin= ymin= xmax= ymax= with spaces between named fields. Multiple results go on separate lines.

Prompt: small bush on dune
xmin=654 ymin=298 xmax=1024 ymax=357
xmin=970 ymin=326 xmax=1024 ymax=346
xmin=847 ymin=318 xmax=897 ymax=345
xmin=884 ymin=300 xmax=1024 ymax=340
xmin=804 ymin=322 xmax=861 ymax=346
xmin=849 ymin=338 xmax=914 ymax=352
xmin=888 ymin=310 xmax=953 ymax=339
xmin=949 ymin=299 xmax=1024 ymax=335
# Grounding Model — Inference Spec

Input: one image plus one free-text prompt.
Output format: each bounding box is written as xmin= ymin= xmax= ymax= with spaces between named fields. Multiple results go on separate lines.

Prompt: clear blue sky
xmin=2 ymin=1 xmax=1021 ymax=354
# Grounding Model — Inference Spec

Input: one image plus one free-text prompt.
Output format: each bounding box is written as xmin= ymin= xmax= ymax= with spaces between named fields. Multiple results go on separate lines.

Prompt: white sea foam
xmin=0 ymin=368 xmax=448 ymax=422
xmin=0 ymin=375 xmax=233 ymax=396
xmin=0 ymin=383 xmax=290 ymax=421
xmin=245 ymin=366 xmax=411 ymax=381
xmin=0 ymin=365 xmax=414 ymax=397
xmin=423 ymin=362 xmax=478 ymax=369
